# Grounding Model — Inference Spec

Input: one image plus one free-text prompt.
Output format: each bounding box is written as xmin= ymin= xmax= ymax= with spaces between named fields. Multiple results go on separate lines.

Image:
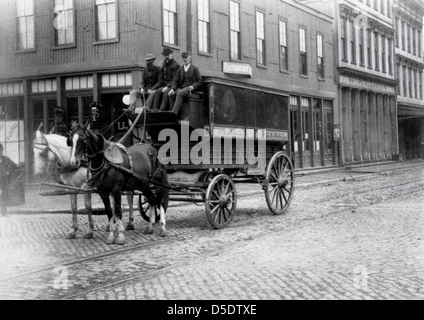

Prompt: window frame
xmin=229 ymin=0 xmax=241 ymax=61
xmin=94 ymin=0 xmax=119 ymax=44
xmin=317 ymin=33 xmax=324 ymax=79
xmin=162 ymin=0 xmax=178 ymax=46
xmin=299 ymin=26 xmax=308 ymax=76
xmin=255 ymin=9 xmax=266 ymax=66
xmin=279 ymin=18 xmax=288 ymax=72
xmin=53 ymin=0 xmax=76 ymax=48
xmin=16 ymin=0 xmax=35 ymax=52
xmin=197 ymin=0 xmax=211 ymax=54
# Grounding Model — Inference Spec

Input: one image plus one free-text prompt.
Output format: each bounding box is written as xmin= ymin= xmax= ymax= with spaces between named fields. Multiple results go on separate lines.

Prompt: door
xmin=32 ymin=98 xmax=56 ymax=133
xmin=312 ymin=99 xmax=322 ymax=166
xmin=323 ymin=108 xmax=334 ymax=165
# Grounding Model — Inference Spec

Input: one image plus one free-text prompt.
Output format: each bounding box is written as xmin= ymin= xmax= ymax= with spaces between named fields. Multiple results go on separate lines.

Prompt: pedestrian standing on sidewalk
xmin=0 ymin=143 xmax=18 ymax=216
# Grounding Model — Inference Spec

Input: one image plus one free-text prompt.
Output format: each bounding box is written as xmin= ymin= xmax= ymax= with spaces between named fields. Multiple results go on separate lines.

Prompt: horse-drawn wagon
xmin=35 ymin=79 xmax=294 ymax=244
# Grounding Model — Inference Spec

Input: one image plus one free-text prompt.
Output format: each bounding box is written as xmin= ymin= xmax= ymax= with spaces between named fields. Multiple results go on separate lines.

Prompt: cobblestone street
xmin=0 ymin=162 xmax=423 ymax=300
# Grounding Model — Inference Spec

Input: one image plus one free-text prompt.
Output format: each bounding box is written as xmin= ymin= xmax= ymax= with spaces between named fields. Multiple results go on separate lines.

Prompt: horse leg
xmin=125 ymin=194 xmax=135 ymax=231
xmin=65 ymin=194 xmax=78 ymax=239
xmin=144 ymin=206 xmax=155 ymax=234
xmin=158 ymin=205 xmax=167 ymax=238
xmin=113 ymin=191 xmax=126 ymax=245
xmin=99 ymin=192 xmax=115 ymax=244
xmin=83 ymin=194 xmax=94 ymax=239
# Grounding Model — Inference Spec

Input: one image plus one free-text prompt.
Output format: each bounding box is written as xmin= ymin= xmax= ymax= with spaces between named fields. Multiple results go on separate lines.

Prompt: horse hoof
xmin=159 ymin=229 xmax=167 ymax=238
xmin=144 ymin=227 xmax=154 ymax=235
xmin=115 ymin=233 xmax=126 ymax=245
xmin=83 ymin=232 xmax=94 ymax=239
xmin=106 ymin=234 xmax=115 ymax=244
xmin=125 ymin=223 xmax=135 ymax=231
xmin=65 ymin=231 xmax=77 ymax=239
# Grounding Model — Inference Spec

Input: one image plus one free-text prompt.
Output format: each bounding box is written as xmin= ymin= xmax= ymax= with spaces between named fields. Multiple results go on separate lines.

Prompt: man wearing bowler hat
xmin=149 ymin=47 xmax=180 ymax=111
xmin=168 ymin=52 xmax=202 ymax=119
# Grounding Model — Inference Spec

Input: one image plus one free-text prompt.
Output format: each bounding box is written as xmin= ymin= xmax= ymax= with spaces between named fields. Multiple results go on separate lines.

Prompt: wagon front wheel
xmin=264 ymin=151 xmax=294 ymax=215
xmin=138 ymin=195 xmax=160 ymax=223
xmin=205 ymin=174 xmax=237 ymax=229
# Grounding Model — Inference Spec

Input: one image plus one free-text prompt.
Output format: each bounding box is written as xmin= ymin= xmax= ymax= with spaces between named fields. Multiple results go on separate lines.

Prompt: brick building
xmin=0 ymin=0 xmax=337 ymax=181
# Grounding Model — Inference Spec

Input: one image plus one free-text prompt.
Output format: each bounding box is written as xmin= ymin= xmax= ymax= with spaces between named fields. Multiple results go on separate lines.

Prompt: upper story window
xmin=367 ymin=29 xmax=372 ymax=68
xmin=341 ymin=17 xmax=347 ymax=61
xmin=256 ymin=10 xmax=266 ymax=65
xmin=387 ymin=0 xmax=391 ymax=18
xmin=401 ymin=21 xmax=405 ymax=50
xmin=388 ymin=38 xmax=393 ymax=74
xmin=380 ymin=0 xmax=385 ymax=15
xmin=279 ymin=19 xmax=288 ymax=71
xmin=317 ymin=34 xmax=324 ymax=78
xmin=95 ymin=0 xmax=117 ymax=41
xmin=373 ymin=0 xmax=378 ymax=10
xmin=350 ymin=20 xmax=356 ymax=63
xmin=163 ymin=0 xmax=178 ymax=45
xmin=407 ymin=23 xmax=411 ymax=53
xmin=412 ymin=27 xmax=416 ymax=56
xmin=381 ymin=35 xmax=386 ymax=73
xmin=395 ymin=16 xmax=399 ymax=48
xmin=359 ymin=27 xmax=365 ymax=65
xmin=198 ymin=0 xmax=210 ymax=53
xmin=299 ymin=27 xmax=307 ymax=75
xmin=16 ymin=0 xmax=35 ymax=50
xmin=418 ymin=30 xmax=422 ymax=58
xmin=229 ymin=0 xmax=241 ymax=60
xmin=53 ymin=0 xmax=75 ymax=46
xmin=374 ymin=32 xmax=379 ymax=71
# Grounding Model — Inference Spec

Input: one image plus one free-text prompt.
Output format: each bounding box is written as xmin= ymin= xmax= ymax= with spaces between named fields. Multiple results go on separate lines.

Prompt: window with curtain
xmin=16 ymin=0 xmax=34 ymax=50
xmin=95 ymin=0 xmax=117 ymax=41
xmin=374 ymin=32 xmax=379 ymax=70
xmin=256 ymin=10 xmax=265 ymax=65
xmin=381 ymin=35 xmax=386 ymax=73
xmin=341 ymin=17 xmax=347 ymax=60
xmin=54 ymin=0 xmax=75 ymax=46
xmin=230 ymin=1 xmax=241 ymax=60
xmin=350 ymin=20 xmax=356 ymax=63
xmin=279 ymin=20 xmax=288 ymax=71
xmin=198 ymin=0 xmax=210 ymax=53
xmin=163 ymin=0 xmax=178 ymax=45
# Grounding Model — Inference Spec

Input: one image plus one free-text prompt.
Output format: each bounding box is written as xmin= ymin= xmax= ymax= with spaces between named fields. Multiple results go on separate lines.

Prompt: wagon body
xmin=128 ymin=79 xmax=295 ymax=228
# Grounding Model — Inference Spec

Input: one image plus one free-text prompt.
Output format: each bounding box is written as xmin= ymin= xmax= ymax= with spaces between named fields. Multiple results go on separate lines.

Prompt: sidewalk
xmin=6 ymin=159 xmax=424 ymax=214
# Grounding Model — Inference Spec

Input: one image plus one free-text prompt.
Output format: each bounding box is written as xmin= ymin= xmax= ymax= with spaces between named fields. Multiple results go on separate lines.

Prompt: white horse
xmin=33 ymin=130 xmax=137 ymax=239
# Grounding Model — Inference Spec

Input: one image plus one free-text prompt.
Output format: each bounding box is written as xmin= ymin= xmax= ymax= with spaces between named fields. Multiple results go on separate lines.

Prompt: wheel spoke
xmin=221 ymin=207 xmax=228 ymax=222
xmin=212 ymin=190 xmax=220 ymax=199
xmin=281 ymin=189 xmax=289 ymax=205
xmin=224 ymin=207 xmax=233 ymax=219
xmin=270 ymin=170 xmax=279 ymax=182
xmin=210 ymin=204 xmax=220 ymax=215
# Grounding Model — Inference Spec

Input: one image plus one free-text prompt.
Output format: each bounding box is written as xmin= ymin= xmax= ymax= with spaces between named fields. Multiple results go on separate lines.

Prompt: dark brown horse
xmin=69 ymin=124 xmax=169 ymax=245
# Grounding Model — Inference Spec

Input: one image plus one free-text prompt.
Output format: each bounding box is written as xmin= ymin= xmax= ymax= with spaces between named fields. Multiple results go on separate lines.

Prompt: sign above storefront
xmin=339 ymin=75 xmax=396 ymax=95
xmin=223 ymin=62 xmax=252 ymax=77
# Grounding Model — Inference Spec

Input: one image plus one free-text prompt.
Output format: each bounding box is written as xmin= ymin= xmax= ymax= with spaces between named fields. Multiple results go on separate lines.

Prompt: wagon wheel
xmin=205 ymin=174 xmax=237 ymax=229
xmin=138 ymin=193 xmax=169 ymax=223
xmin=264 ymin=151 xmax=295 ymax=215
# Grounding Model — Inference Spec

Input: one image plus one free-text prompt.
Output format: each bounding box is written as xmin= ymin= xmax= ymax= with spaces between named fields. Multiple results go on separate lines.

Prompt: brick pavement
xmin=0 ymin=160 xmax=423 ymax=299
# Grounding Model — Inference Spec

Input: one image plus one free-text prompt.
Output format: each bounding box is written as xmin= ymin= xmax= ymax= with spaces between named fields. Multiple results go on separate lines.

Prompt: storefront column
xmin=361 ymin=90 xmax=370 ymax=161
xmin=341 ymin=87 xmax=354 ymax=163
xmin=369 ymin=92 xmax=378 ymax=161
xmin=383 ymin=95 xmax=392 ymax=159
xmin=390 ymin=97 xmax=399 ymax=157
xmin=352 ymin=90 xmax=362 ymax=162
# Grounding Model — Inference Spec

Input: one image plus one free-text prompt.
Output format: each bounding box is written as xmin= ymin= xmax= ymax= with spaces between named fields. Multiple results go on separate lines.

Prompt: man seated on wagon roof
xmin=168 ymin=52 xmax=202 ymax=120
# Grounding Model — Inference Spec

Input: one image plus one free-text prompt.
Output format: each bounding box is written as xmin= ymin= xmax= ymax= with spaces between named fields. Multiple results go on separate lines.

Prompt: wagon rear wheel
xmin=205 ymin=174 xmax=237 ymax=229
xmin=265 ymin=151 xmax=294 ymax=215
xmin=138 ymin=193 xmax=169 ymax=223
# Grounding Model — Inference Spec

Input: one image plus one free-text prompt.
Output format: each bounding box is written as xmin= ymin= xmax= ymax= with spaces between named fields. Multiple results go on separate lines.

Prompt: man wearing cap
xmin=168 ymin=52 xmax=202 ymax=119
xmin=140 ymin=53 xmax=161 ymax=109
xmin=150 ymin=47 xmax=180 ymax=111
xmin=49 ymin=106 xmax=67 ymax=136
xmin=126 ymin=53 xmax=160 ymax=110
